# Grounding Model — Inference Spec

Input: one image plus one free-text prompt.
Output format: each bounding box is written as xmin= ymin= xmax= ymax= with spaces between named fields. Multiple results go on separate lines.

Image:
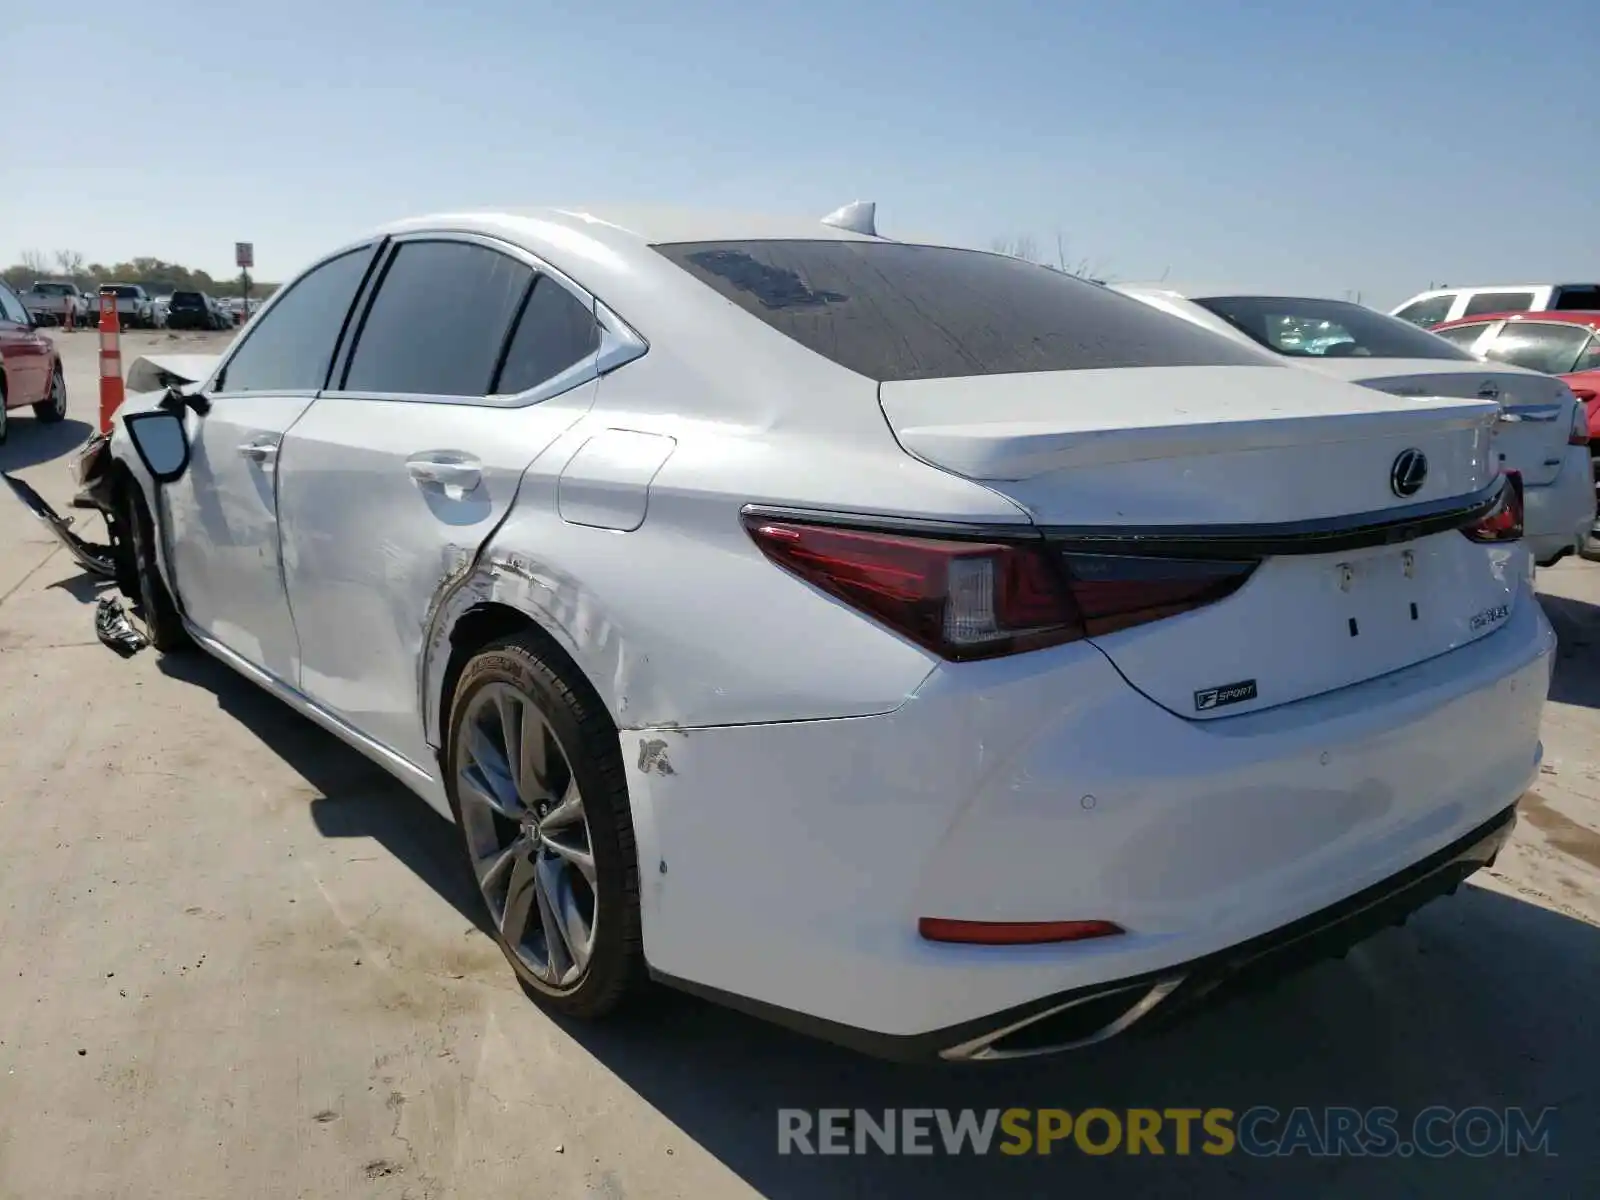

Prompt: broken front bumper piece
xmin=1 ymin=471 xmax=117 ymax=579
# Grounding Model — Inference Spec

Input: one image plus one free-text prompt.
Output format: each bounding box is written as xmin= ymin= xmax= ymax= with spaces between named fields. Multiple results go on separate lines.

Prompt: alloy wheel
xmin=50 ymin=369 xmax=66 ymax=418
xmin=457 ymin=682 xmax=598 ymax=989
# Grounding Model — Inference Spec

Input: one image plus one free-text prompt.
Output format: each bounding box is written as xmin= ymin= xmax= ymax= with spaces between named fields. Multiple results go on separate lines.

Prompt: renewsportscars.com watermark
xmin=777 ymin=1106 xmax=1558 ymax=1158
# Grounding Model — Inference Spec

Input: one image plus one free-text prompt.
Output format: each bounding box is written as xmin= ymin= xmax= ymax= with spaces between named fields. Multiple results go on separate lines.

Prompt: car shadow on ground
xmin=1538 ymin=593 xmax=1600 ymax=708
xmin=152 ymin=649 xmax=493 ymax=939
xmin=0 ymin=417 xmax=95 ymax=473
xmin=149 ymin=639 xmax=1597 ymax=1196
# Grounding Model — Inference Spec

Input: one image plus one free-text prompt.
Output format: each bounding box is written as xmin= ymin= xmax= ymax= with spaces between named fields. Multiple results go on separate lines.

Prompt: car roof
xmin=369 ymin=206 xmax=890 ymax=251
xmin=1436 ymin=310 xmax=1600 ymax=330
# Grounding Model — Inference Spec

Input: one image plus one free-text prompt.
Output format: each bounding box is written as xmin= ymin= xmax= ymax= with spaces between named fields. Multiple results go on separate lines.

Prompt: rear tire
xmin=0 ymin=381 xmax=9 ymax=445
xmin=446 ymin=634 xmax=645 ymax=1019
xmin=123 ymin=483 xmax=190 ymax=652
xmin=33 ymin=364 xmax=66 ymax=423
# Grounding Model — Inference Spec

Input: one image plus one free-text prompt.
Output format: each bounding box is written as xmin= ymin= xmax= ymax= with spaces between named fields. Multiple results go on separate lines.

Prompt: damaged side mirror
xmin=124 ymin=410 xmax=191 ymax=484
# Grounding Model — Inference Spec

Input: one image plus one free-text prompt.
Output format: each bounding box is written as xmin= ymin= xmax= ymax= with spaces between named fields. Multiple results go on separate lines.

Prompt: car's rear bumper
xmin=654 ymin=801 xmax=1519 ymax=1061
xmin=1525 ymin=444 xmax=1596 ymax=563
xmin=623 ymin=583 xmax=1553 ymax=1057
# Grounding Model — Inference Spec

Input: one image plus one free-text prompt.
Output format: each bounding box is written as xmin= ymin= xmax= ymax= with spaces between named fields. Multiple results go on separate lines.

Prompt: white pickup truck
xmin=21 ymin=281 xmax=91 ymax=326
xmin=97 ymin=283 xmax=159 ymax=329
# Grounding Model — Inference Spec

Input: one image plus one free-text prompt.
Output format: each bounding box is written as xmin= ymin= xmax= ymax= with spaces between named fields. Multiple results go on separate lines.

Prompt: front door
xmin=163 ymin=393 xmax=316 ymax=679
xmin=277 ymin=235 xmax=609 ymax=770
xmin=0 ymin=283 xmax=46 ymax=406
xmin=159 ymin=242 xmax=382 ymax=682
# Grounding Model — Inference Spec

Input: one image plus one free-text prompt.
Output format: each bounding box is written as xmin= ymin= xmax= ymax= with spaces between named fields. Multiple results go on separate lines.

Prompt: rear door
xmin=277 ymin=233 xmax=608 ymax=770
xmin=161 ymin=243 xmax=380 ymax=681
xmin=1460 ymin=288 xmax=1544 ymax=318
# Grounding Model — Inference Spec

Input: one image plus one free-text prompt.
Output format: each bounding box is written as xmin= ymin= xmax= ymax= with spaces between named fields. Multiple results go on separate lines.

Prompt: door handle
xmin=407 ymin=454 xmax=482 ymax=499
xmin=238 ymin=438 xmax=279 ymax=467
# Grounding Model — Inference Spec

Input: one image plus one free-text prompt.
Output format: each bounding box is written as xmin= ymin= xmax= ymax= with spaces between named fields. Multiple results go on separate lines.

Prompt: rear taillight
xmin=1571 ymin=402 xmax=1590 ymax=446
xmin=741 ymin=516 xmax=1256 ymax=661
xmin=1464 ymin=473 xmax=1523 ymax=543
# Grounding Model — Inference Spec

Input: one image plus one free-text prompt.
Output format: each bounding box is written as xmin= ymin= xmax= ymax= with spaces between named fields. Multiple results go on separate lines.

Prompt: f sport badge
xmin=1194 ymin=679 xmax=1258 ymax=711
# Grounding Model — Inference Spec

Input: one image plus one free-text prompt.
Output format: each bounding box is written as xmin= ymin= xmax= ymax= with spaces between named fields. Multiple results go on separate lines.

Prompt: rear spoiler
xmin=125 ymin=354 xmax=220 ymax=395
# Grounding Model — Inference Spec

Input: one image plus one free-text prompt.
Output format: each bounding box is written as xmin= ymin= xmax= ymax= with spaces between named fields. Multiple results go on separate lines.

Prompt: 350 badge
xmin=1469 ymin=603 xmax=1510 ymax=632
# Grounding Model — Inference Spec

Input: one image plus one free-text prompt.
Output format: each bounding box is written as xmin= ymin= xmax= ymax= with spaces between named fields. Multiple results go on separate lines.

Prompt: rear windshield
xmin=652 ymin=240 xmax=1266 ymax=382
xmin=1194 ymin=296 xmax=1477 ymax=361
xmin=102 ymin=285 xmax=141 ymax=298
xmin=170 ymin=292 xmax=204 ymax=306
xmin=34 ymin=283 xmax=72 ymax=295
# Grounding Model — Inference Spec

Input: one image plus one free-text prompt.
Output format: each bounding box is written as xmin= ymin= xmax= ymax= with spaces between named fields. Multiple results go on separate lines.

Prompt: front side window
xmin=215 ymin=245 xmax=376 ymax=393
xmin=493 ymin=276 xmax=600 ymax=395
xmin=1193 ymin=296 xmax=1477 ymax=361
xmin=1462 ymin=290 xmax=1536 ymax=317
xmin=343 ymin=240 xmax=531 ymax=396
xmin=1392 ymin=295 xmax=1455 ymax=327
xmin=654 ymin=240 xmax=1265 ymax=382
xmin=1482 ymin=323 xmax=1594 ymax=375
xmin=0 ymin=284 xmax=27 ymax=324
xmin=1573 ymin=335 xmax=1600 ymax=375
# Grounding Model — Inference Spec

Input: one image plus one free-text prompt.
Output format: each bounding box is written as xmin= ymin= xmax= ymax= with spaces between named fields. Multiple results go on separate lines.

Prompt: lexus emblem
xmin=1390 ymin=448 xmax=1428 ymax=498
xmin=1477 ymin=381 xmax=1502 ymax=402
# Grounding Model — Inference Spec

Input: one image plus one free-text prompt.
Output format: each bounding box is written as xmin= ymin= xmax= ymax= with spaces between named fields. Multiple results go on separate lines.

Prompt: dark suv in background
xmin=165 ymin=291 xmax=228 ymax=331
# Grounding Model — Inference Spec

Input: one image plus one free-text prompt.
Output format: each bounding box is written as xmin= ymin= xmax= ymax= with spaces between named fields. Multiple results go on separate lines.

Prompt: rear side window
xmin=1482 ymin=322 xmax=1593 ymax=375
xmin=1463 ymin=290 xmax=1536 ymax=317
xmin=1431 ymin=323 xmax=1491 ymax=351
xmin=653 ymin=240 xmax=1266 ymax=382
xmin=344 ymin=241 xmax=531 ymax=396
xmin=493 ymin=276 xmax=600 ymax=395
xmin=216 ymin=246 xmax=375 ymax=393
xmin=1553 ymin=286 xmax=1600 ymax=311
xmin=1392 ymin=295 xmax=1455 ymax=327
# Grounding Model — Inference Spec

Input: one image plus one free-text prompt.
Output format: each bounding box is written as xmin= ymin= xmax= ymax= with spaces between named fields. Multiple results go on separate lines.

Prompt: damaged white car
xmin=29 ymin=207 xmax=1554 ymax=1062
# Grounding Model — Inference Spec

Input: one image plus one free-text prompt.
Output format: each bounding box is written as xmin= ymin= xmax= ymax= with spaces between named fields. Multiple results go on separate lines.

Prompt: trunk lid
xmin=879 ymin=364 xmax=1518 ymax=719
xmin=1295 ymin=357 xmax=1575 ymax=487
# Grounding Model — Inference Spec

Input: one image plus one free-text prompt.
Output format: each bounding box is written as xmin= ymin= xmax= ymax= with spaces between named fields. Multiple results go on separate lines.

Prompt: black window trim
xmin=207 ymin=238 xmax=384 ymax=397
xmin=323 ymin=230 xmax=647 ymax=409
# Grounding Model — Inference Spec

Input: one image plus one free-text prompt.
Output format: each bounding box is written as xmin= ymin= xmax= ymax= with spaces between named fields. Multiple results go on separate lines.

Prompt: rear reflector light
xmin=918 ymin=918 xmax=1124 ymax=945
xmin=1463 ymin=472 xmax=1523 ymax=543
xmin=741 ymin=516 xmax=1257 ymax=661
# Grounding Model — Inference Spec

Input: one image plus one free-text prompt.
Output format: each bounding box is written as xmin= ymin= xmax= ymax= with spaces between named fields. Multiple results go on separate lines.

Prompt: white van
xmin=1391 ymin=284 xmax=1600 ymax=329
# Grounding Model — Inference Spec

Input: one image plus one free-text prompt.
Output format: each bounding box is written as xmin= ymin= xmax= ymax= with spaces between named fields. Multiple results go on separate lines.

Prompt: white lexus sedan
xmin=102 ymin=208 xmax=1553 ymax=1062
xmin=1115 ymin=287 xmax=1596 ymax=567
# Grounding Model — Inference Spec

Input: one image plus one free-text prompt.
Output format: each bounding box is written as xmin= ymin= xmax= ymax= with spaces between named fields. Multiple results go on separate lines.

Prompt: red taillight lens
xmin=918 ymin=917 xmax=1125 ymax=945
xmin=1464 ymin=473 xmax=1523 ymax=543
xmin=742 ymin=515 xmax=1256 ymax=660
xmin=1570 ymin=401 xmax=1590 ymax=446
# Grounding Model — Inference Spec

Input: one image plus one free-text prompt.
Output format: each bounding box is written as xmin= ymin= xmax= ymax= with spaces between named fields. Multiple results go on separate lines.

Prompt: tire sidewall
xmin=446 ymin=643 xmax=639 ymax=1009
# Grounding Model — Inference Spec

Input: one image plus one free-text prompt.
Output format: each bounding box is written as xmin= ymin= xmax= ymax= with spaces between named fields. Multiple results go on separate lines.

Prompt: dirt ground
xmin=1 ymin=329 xmax=1597 ymax=1198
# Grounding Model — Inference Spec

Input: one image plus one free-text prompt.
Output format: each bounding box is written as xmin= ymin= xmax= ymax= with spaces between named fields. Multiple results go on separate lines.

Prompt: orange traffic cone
xmin=98 ymin=296 xmax=124 ymax=434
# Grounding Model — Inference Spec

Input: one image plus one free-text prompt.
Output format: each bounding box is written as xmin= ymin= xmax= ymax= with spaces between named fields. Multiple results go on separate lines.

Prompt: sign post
xmin=235 ymin=242 xmax=254 ymax=326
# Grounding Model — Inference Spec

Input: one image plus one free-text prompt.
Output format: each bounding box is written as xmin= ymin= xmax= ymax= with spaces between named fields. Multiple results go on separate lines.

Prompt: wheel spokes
xmin=540 ymin=831 xmax=596 ymax=887
xmin=533 ymin=856 xmax=575 ymax=982
xmin=500 ymin=849 xmax=540 ymax=947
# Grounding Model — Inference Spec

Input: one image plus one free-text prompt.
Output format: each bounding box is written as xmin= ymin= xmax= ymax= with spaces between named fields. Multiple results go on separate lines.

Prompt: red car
xmin=0 ymin=280 xmax=68 ymax=445
xmin=1433 ymin=309 xmax=1600 ymax=538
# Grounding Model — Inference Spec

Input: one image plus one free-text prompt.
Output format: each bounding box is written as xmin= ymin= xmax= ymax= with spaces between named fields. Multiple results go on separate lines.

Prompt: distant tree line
xmin=2 ymin=248 xmax=278 ymax=299
xmin=990 ymin=233 xmax=1110 ymax=284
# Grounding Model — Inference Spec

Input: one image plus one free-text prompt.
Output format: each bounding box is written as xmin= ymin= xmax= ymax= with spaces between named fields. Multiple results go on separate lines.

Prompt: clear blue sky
xmin=3 ymin=0 xmax=1596 ymax=306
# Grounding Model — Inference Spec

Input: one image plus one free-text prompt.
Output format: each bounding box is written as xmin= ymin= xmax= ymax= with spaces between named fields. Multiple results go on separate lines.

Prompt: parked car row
xmin=11 ymin=205 xmax=1549 ymax=1064
xmin=11 ymin=282 xmax=259 ymax=330
xmin=1115 ymin=287 xmax=1597 ymax=565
